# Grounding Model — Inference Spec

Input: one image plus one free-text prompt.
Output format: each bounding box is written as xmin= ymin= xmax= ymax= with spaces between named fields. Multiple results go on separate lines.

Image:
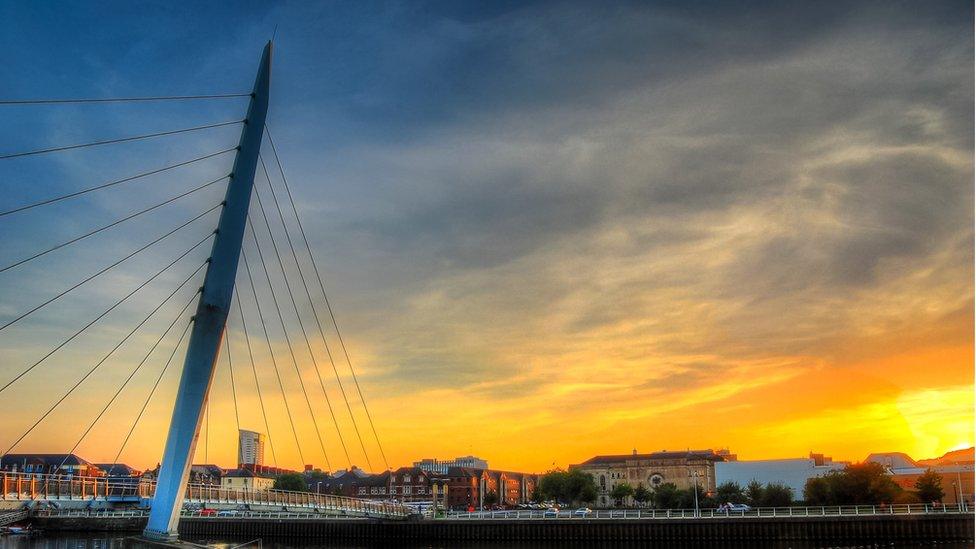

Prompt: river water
xmin=2 ymin=534 xmax=971 ymax=548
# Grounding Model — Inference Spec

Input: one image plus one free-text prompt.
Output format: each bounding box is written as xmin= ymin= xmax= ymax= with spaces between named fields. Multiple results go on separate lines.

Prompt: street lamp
xmin=316 ymin=481 xmax=322 ymax=495
xmin=957 ymin=471 xmax=966 ymax=511
xmin=688 ymin=470 xmax=701 ymax=518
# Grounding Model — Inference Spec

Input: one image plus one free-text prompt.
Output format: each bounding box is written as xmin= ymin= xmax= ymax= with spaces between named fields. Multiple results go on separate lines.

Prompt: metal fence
xmin=445 ymin=503 xmax=972 ymax=520
xmin=30 ymin=509 xmax=372 ymax=520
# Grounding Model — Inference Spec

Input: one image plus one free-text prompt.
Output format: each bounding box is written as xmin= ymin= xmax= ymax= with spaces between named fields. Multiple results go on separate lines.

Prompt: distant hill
xmin=917 ymin=447 xmax=975 ymax=467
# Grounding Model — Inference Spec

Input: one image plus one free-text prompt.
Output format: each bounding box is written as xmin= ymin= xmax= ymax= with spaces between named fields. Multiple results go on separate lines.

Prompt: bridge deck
xmin=0 ymin=472 xmax=407 ymax=519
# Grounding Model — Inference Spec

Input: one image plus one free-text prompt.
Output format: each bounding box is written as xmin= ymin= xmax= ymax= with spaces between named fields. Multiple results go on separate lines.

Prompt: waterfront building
xmin=241 ymin=463 xmax=297 ymax=477
xmin=0 ymin=453 xmax=104 ymax=477
xmin=714 ymin=454 xmax=843 ymax=498
xmin=141 ymin=463 xmax=224 ymax=485
xmin=414 ymin=455 xmax=488 ymax=474
xmin=93 ymin=463 xmax=141 ymax=478
xmin=328 ymin=465 xmax=539 ymax=510
xmin=222 ymin=468 xmax=275 ymax=491
xmin=238 ymin=429 xmax=266 ymax=466
xmin=388 ymin=466 xmax=446 ymax=502
xmin=867 ymin=448 xmax=974 ymax=506
xmin=571 ymin=449 xmax=731 ymax=507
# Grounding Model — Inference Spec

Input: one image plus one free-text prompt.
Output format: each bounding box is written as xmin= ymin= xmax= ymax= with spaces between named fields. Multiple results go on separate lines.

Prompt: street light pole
xmin=689 ymin=469 xmax=700 ymax=517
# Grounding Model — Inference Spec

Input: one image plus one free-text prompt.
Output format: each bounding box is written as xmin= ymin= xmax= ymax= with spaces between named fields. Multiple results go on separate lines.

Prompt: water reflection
xmin=6 ymin=533 xmax=973 ymax=549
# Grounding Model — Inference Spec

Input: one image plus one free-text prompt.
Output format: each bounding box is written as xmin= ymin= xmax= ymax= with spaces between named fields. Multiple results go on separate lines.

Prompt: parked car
xmin=198 ymin=508 xmax=217 ymax=517
xmin=573 ymin=507 xmax=593 ymax=517
xmin=716 ymin=503 xmax=751 ymax=513
xmin=543 ymin=507 xmax=560 ymax=518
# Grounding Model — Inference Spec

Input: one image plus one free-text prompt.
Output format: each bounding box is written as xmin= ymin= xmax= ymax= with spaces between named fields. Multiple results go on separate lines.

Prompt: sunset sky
xmin=0 ymin=1 xmax=972 ymax=474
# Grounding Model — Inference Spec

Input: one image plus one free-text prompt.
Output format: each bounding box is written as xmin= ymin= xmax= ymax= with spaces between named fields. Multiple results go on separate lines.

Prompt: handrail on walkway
xmin=0 ymin=471 xmax=408 ymax=518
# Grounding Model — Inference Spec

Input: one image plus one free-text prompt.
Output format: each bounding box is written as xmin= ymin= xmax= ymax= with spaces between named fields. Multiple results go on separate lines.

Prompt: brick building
xmin=571 ymin=449 xmax=732 ymax=507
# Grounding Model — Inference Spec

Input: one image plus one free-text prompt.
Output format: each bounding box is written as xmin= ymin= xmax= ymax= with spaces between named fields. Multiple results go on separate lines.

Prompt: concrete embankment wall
xmin=32 ymin=515 xmax=975 ymax=542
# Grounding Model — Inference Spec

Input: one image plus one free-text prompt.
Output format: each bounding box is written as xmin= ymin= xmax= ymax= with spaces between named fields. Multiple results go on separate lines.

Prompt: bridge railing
xmin=445 ymin=503 xmax=971 ymax=520
xmin=0 ymin=472 xmax=149 ymax=500
xmin=0 ymin=472 xmax=408 ymax=518
xmin=181 ymin=482 xmax=408 ymax=517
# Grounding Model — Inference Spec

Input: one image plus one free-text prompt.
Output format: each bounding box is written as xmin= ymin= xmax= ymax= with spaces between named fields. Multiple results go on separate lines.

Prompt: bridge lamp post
xmin=316 ymin=481 xmax=322 ymax=494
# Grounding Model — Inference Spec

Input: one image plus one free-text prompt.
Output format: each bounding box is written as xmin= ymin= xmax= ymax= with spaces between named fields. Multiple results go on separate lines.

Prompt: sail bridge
xmin=0 ymin=41 xmax=393 ymax=540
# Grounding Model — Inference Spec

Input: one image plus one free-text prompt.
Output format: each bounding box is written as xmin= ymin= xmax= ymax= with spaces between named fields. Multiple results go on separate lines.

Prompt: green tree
xmin=716 ymin=481 xmax=746 ymax=504
xmin=610 ymin=483 xmax=634 ymax=506
xmin=803 ymin=475 xmax=832 ymax=505
xmin=538 ymin=469 xmax=567 ymax=502
xmin=652 ymin=482 xmax=682 ymax=509
xmin=836 ymin=462 xmax=901 ymax=504
xmin=530 ymin=485 xmax=543 ymax=503
xmin=761 ymin=482 xmax=793 ymax=507
xmin=915 ymin=470 xmax=944 ymax=503
xmin=745 ymin=480 xmax=765 ymax=506
xmin=678 ymin=484 xmax=710 ymax=509
xmin=273 ymin=472 xmax=308 ymax=492
xmin=483 ymin=490 xmax=499 ymax=506
xmin=802 ymin=464 xmax=904 ymax=505
xmin=633 ymin=485 xmax=651 ymax=507
xmin=537 ymin=469 xmax=597 ymax=504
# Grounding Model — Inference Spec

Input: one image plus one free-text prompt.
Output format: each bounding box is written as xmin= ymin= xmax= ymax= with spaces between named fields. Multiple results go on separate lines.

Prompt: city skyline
xmin=0 ymin=1 xmax=972 ymax=475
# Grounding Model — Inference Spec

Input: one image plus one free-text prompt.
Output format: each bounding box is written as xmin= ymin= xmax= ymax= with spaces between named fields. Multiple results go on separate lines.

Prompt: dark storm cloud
xmin=287 ymin=0 xmax=973 ymax=394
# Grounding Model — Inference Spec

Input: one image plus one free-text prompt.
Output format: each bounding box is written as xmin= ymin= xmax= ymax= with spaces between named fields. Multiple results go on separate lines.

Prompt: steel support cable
xmin=266 ymin=126 xmax=390 ymax=470
xmin=0 ymin=203 xmax=222 ymax=332
xmin=240 ymin=245 xmax=307 ymax=467
xmin=0 ymin=93 xmax=251 ymax=105
xmin=252 ymin=167 xmax=353 ymax=469
xmin=109 ymin=319 xmax=193 ymax=473
xmin=0 ymin=232 xmax=215 ymax=396
xmin=1 ymin=258 xmax=209 ymax=456
xmin=233 ymin=291 xmax=278 ymax=467
xmin=225 ymin=329 xmax=241 ymax=435
xmin=258 ymin=154 xmax=373 ymax=470
xmin=56 ymin=289 xmax=200 ymax=472
xmin=0 ymin=119 xmax=244 ymax=160
xmin=0 ymin=147 xmax=238 ymax=217
xmin=0 ymin=174 xmax=229 ymax=274
xmin=245 ymin=218 xmax=337 ymax=469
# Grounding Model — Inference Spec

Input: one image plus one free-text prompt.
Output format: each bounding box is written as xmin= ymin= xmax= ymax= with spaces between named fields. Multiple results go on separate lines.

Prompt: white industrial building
xmin=714 ymin=457 xmax=843 ymax=499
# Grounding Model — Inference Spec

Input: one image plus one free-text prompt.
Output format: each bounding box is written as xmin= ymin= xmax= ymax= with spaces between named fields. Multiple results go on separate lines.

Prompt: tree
xmin=652 ymin=482 xmax=682 ymax=509
xmin=610 ymin=483 xmax=634 ymax=506
xmin=716 ymin=481 xmax=746 ymax=504
xmin=803 ymin=464 xmax=904 ymax=506
xmin=483 ymin=490 xmax=498 ymax=506
xmin=273 ymin=472 xmax=308 ymax=492
xmin=633 ymin=485 xmax=651 ymax=507
xmin=530 ymin=485 xmax=543 ymax=503
xmin=537 ymin=469 xmax=598 ymax=504
xmin=746 ymin=480 xmax=765 ymax=506
xmin=836 ymin=462 xmax=901 ymax=504
xmin=761 ymin=482 xmax=793 ymax=507
xmin=538 ymin=469 xmax=567 ymax=502
xmin=915 ymin=470 xmax=944 ymax=503
xmin=678 ymin=484 xmax=710 ymax=509
xmin=804 ymin=475 xmax=832 ymax=505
